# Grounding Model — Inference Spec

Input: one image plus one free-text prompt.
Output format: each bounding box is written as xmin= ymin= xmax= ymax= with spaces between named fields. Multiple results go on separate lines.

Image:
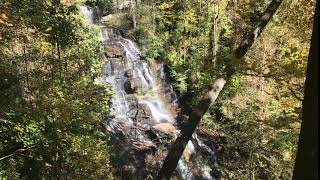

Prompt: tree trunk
xmin=131 ymin=0 xmax=137 ymax=29
xmin=212 ymin=3 xmax=219 ymax=64
xmin=234 ymin=0 xmax=284 ymax=58
xmin=292 ymin=1 xmax=318 ymax=179
xmin=156 ymin=0 xmax=283 ymax=179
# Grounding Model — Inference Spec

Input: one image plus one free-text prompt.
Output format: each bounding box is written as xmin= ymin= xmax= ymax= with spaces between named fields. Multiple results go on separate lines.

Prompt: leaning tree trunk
xmin=156 ymin=0 xmax=283 ymax=179
xmin=292 ymin=1 xmax=318 ymax=179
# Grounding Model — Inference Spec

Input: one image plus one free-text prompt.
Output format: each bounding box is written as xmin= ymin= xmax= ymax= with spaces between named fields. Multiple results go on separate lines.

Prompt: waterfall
xmin=139 ymin=99 xmax=174 ymax=124
xmin=177 ymin=160 xmax=193 ymax=180
xmin=79 ymin=6 xmax=94 ymax=24
xmin=193 ymin=133 xmax=217 ymax=156
xmin=80 ymin=5 xmax=221 ymax=179
xmin=100 ymin=26 xmax=109 ymax=42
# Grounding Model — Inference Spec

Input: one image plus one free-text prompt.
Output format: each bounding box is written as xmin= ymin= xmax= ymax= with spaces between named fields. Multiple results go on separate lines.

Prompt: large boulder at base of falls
xmin=151 ymin=123 xmax=177 ymax=136
xmin=145 ymin=123 xmax=177 ymax=145
xmin=124 ymin=69 xmax=139 ymax=93
xmin=104 ymin=44 xmax=122 ymax=58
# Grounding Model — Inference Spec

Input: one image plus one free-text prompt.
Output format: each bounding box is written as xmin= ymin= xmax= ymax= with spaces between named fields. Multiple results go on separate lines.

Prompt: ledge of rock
xmin=128 ymin=103 xmax=151 ymax=123
xmin=124 ymin=69 xmax=139 ymax=93
xmin=104 ymin=44 xmax=122 ymax=58
xmin=132 ymin=141 xmax=157 ymax=153
xmin=152 ymin=123 xmax=177 ymax=136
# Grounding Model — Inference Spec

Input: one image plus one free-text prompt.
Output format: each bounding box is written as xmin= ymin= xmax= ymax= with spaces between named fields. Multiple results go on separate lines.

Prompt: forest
xmin=0 ymin=0 xmax=317 ymax=179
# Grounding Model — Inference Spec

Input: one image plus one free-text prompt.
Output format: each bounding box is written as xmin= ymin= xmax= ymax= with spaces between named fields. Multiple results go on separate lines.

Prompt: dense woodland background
xmin=0 ymin=0 xmax=316 ymax=179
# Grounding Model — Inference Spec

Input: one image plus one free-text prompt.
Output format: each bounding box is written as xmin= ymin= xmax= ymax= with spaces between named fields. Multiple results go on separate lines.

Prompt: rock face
xmin=195 ymin=127 xmax=225 ymax=152
xmin=152 ymin=123 xmax=177 ymax=136
xmin=128 ymin=103 xmax=151 ymax=123
xmin=104 ymin=44 xmax=122 ymax=58
xmin=124 ymin=69 xmax=139 ymax=93
xmin=143 ymin=123 xmax=178 ymax=145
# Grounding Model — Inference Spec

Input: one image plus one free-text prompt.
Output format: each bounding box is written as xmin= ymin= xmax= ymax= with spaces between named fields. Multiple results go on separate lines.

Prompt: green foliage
xmin=201 ymin=112 xmax=221 ymax=130
xmin=216 ymin=76 xmax=301 ymax=179
xmin=0 ymin=0 xmax=114 ymax=178
xmin=0 ymin=0 xmax=315 ymax=179
xmin=220 ymin=76 xmax=242 ymax=98
xmin=141 ymin=36 xmax=165 ymax=62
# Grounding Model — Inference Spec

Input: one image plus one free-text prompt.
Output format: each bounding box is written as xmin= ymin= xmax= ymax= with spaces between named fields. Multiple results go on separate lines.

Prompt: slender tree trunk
xmin=292 ymin=1 xmax=318 ymax=179
xmin=23 ymin=42 xmax=32 ymax=108
xmin=156 ymin=0 xmax=283 ymax=179
xmin=151 ymin=0 xmax=156 ymax=32
xmin=212 ymin=3 xmax=219 ymax=64
xmin=56 ymin=42 xmax=62 ymax=81
xmin=131 ymin=0 xmax=137 ymax=29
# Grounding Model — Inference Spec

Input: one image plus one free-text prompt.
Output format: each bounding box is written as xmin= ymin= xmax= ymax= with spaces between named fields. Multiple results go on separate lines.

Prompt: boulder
xmin=145 ymin=123 xmax=177 ymax=146
xmin=124 ymin=79 xmax=138 ymax=93
xmin=104 ymin=44 xmax=122 ymax=58
xmin=132 ymin=141 xmax=157 ymax=153
xmin=102 ymin=118 xmax=128 ymax=141
xmin=124 ymin=69 xmax=135 ymax=77
xmin=124 ymin=69 xmax=139 ymax=93
xmin=128 ymin=103 xmax=151 ymax=123
xmin=151 ymin=123 xmax=177 ymax=136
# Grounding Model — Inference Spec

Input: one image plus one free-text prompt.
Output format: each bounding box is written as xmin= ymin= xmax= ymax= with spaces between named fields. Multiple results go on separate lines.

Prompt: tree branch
xmin=0 ymin=118 xmax=13 ymax=125
xmin=0 ymin=145 xmax=35 ymax=161
xmin=288 ymin=87 xmax=304 ymax=101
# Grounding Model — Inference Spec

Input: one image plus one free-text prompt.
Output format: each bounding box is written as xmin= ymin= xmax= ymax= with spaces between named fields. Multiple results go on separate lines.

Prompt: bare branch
xmin=0 ymin=118 xmax=13 ymax=125
xmin=288 ymin=87 xmax=304 ymax=101
xmin=0 ymin=145 xmax=35 ymax=161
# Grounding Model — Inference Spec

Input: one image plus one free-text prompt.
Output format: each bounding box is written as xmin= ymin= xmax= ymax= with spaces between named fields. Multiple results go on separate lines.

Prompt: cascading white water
xmin=139 ymin=99 xmax=174 ymax=124
xmin=177 ymin=160 xmax=194 ymax=180
xmin=193 ymin=134 xmax=216 ymax=156
xmin=80 ymin=5 xmax=220 ymax=179
xmin=79 ymin=6 xmax=94 ymax=24
xmin=117 ymin=40 xmax=154 ymax=89
xmin=100 ymin=26 xmax=109 ymax=42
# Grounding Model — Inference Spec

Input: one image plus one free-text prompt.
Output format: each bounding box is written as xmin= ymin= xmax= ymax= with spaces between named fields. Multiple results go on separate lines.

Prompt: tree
xmin=292 ymin=1 xmax=318 ymax=179
xmin=156 ymin=0 xmax=284 ymax=179
xmin=0 ymin=1 xmax=114 ymax=178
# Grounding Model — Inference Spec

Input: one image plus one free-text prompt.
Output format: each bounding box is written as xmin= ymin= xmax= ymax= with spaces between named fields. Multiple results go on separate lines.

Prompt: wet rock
xmin=182 ymin=147 xmax=193 ymax=162
xmin=124 ymin=80 xmax=138 ymax=93
xmin=141 ymin=124 xmax=151 ymax=131
xmin=101 ymin=62 xmax=112 ymax=75
xmin=104 ymin=44 xmax=122 ymax=58
xmin=144 ymin=123 xmax=177 ymax=145
xmin=196 ymin=127 xmax=225 ymax=152
xmin=124 ymin=69 xmax=134 ymax=77
xmin=145 ymin=128 xmax=159 ymax=143
xmin=138 ymin=104 xmax=152 ymax=119
xmin=128 ymin=103 xmax=151 ymax=123
xmin=152 ymin=123 xmax=177 ymax=136
xmin=124 ymin=69 xmax=139 ymax=93
xmin=132 ymin=141 xmax=157 ymax=153
xmin=107 ymin=58 xmax=124 ymax=72
xmin=102 ymin=118 xmax=127 ymax=141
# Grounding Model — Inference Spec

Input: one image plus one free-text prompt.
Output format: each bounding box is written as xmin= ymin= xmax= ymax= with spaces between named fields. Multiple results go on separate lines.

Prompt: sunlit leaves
xmin=0 ymin=0 xmax=114 ymax=178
